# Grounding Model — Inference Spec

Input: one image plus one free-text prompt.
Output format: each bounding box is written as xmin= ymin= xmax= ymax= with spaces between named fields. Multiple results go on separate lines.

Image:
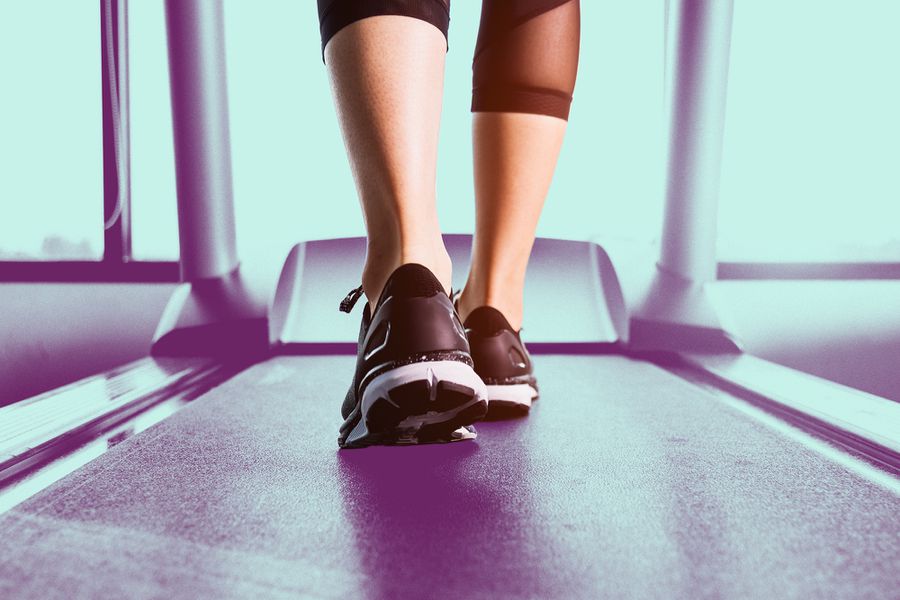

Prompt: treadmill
xmin=1 ymin=1 xmax=897 ymax=597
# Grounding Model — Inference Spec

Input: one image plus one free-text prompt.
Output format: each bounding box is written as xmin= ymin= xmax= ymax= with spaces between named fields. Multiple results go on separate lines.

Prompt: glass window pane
xmin=128 ymin=0 xmax=179 ymax=261
xmin=0 ymin=0 xmax=102 ymax=260
xmin=719 ymin=0 xmax=900 ymax=262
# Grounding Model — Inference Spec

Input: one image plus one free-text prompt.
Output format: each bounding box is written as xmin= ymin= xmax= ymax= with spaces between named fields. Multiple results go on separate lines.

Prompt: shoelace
xmin=339 ymin=284 xmax=364 ymax=313
xmin=340 ymin=284 xmax=461 ymax=314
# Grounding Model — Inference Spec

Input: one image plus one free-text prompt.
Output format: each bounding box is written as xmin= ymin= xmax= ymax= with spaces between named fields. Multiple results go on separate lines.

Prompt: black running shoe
xmin=456 ymin=299 xmax=539 ymax=416
xmin=338 ymin=263 xmax=489 ymax=448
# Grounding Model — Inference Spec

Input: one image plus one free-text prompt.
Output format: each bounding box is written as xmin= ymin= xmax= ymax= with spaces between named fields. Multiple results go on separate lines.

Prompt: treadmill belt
xmin=0 ymin=355 xmax=897 ymax=598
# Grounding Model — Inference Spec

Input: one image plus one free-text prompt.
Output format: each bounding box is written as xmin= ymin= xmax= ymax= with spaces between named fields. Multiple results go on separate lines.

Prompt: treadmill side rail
xmin=682 ymin=353 xmax=900 ymax=462
xmin=0 ymin=357 xmax=242 ymax=490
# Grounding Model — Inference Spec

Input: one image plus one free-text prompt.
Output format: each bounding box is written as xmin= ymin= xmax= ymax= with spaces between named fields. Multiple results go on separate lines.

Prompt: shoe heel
xmin=342 ymin=361 xmax=488 ymax=448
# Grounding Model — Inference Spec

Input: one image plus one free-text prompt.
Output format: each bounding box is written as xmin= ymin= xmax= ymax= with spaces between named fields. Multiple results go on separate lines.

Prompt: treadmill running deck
xmin=0 ymin=355 xmax=897 ymax=599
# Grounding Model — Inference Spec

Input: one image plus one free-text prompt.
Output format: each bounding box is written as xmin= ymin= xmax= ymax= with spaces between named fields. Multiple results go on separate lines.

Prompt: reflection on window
xmin=0 ymin=1 xmax=102 ymax=260
xmin=128 ymin=0 xmax=179 ymax=261
xmin=719 ymin=0 xmax=900 ymax=262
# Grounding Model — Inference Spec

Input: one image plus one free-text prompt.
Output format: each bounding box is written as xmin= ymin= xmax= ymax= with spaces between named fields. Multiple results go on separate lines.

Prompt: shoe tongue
xmin=378 ymin=263 xmax=444 ymax=307
xmin=463 ymin=306 xmax=513 ymax=334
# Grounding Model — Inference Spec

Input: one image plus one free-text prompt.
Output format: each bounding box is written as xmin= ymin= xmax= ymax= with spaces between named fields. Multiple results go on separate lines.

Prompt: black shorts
xmin=316 ymin=0 xmax=580 ymax=120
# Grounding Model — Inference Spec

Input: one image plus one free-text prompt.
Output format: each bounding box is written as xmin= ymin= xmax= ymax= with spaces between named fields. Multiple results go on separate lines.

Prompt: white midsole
xmin=486 ymin=383 xmax=538 ymax=408
xmin=346 ymin=360 xmax=488 ymax=445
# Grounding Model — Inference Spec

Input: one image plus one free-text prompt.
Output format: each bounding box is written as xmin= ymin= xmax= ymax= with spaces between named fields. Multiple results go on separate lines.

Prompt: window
xmin=128 ymin=0 xmax=179 ymax=261
xmin=4 ymin=0 xmax=899 ymax=282
xmin=718 ymin=0 xmax=900 ymax=263
xmin=0 ymin=1 xmax=102 ymax=261
xmin=0 ymin=0 xmax=177 ymax=282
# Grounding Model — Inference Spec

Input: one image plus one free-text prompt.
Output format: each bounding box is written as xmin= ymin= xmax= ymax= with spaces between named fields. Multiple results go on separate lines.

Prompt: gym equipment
xmin=1 ymin=1 xmax=897 ymax=597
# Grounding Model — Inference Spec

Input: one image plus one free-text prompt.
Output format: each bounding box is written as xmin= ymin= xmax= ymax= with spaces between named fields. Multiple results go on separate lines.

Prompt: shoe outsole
xmin=340 ymin=360 xmax=489 ymax=449
xmin=485 ymin=383 xmax=539 ymax=418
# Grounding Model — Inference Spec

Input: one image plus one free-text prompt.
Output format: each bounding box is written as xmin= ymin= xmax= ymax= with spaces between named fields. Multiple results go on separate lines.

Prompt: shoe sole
xmin=486 ymin=383 xmax=539 ymax=417
xmin=340 ymin=360 xmax=489 ymax=449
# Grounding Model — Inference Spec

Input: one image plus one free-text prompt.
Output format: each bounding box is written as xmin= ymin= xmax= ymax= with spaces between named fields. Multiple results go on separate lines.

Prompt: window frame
xmin=717 ymin=262 xmax=900 ymax=281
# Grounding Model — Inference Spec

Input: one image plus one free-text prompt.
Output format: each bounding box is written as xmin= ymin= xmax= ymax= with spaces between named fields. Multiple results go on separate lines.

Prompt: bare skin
xmin=324 ymin=16 xmax=451 ymax=316
xmin=325 ymin=17 xmax=569 ymax=329
xmin=457 ymin=112 xmax=567 ymax=330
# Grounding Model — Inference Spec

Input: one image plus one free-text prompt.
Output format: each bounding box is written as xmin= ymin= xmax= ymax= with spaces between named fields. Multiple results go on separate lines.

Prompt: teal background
xmin=2 ymin=0 xmax=900 ymax=269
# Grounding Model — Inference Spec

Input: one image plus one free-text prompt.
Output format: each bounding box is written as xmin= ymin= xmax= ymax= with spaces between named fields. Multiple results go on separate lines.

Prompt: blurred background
xmin=2 ymin=0 xmax=900 ymax=404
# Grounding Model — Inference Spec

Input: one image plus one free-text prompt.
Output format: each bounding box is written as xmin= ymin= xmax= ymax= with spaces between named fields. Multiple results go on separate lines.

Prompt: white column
xmin=164 ymin=0 xmax=238 ymax=281
xmin=659 ymin=0 xmax=734 ymax=282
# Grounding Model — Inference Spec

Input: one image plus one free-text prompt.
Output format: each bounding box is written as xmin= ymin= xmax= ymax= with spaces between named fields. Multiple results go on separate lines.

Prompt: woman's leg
xmin=321 ymin=3 xmax=492 ymax=448
xmin=320 ymin=3 xmax=451 ymax=315
xmin=457 ymin=0 xmax=581 ymax=330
